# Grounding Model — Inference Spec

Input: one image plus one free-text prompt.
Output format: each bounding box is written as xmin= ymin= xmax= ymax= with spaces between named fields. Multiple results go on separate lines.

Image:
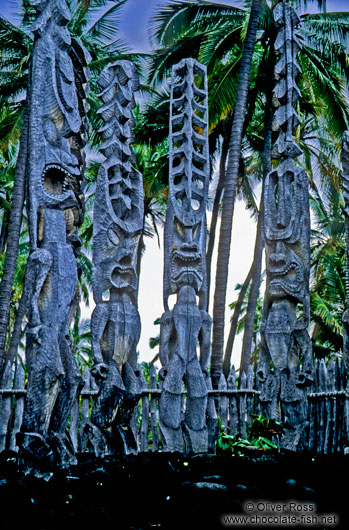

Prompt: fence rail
xmin=0 ymin=358 xmax=348 ymax=455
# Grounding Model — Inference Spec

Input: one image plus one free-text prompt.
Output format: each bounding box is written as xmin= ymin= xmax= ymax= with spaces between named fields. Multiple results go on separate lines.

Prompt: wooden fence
xmin=0 ymin=359 xmax=348 ymax=455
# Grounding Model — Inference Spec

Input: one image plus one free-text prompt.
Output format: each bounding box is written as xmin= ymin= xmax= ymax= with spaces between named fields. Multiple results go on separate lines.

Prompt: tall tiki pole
xmin=87 ymin=61 xmax=143 ymax=456
xmin=159 ymin=59 xmax=211 ymax=453
xmin=259 ymin=1 xmax=313 ymax=450
xmin=342 ymin=131 xmax=349 ymax=380
xmin=20 ymin=0 xmax=89 ymax=464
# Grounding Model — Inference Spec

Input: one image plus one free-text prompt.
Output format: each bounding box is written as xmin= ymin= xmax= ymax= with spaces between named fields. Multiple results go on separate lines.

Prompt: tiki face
xmin=264 ymin=162 xmax=309 ymax=305
xmin=170 ymin=216 xmax=204 ymax=293
xmin=107 ymin=225 xmax=140 ymax=297
xmin=28 ymin=1 xmax=88 ymax=248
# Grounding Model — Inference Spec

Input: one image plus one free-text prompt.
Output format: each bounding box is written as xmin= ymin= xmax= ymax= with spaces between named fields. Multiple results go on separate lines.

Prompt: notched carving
xmin=260 ymin=2 xmax=313 ymax=452
xmin=159 ymin=59 xmax=211 ymax=453
xmin=88 ymin=60 xmax=143 ymax=456
xmin=21 ymin=0 xmax=89 ymax=466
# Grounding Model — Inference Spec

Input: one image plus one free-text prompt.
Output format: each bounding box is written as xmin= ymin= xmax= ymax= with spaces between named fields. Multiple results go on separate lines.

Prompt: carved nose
xmin=270 ymin=241 xmax=286 ymax=266
xmin=119 ymin=254 xmax=132 ymax=266
xmin=181 ymin=242 xmax=198 ymax=253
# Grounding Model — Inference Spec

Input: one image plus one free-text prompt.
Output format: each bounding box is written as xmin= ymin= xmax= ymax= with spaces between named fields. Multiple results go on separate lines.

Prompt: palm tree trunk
xmin=211 ymin=0 xmax=262 ymax=388
xmin=223 ymin=264 xmax=253 ymax=378
xmin=239 ymin=57 xmax=274 ymax=376
xmin=0 ymin=105 xmax=29 ymax=370
xmin=239 ymin=82 xmax=273 ymax=376
xmin=239 ymin=184 xmax=265 ymax=375
xmin=0 ymin=213 xmax=9 ymax=257
xmin=206 ymin=134 xmax=230 ymax=309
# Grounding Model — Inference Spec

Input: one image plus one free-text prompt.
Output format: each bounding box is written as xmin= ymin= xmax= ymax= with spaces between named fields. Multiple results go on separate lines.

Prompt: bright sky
xmin=0 ymin=0 xmax=348 ymax=368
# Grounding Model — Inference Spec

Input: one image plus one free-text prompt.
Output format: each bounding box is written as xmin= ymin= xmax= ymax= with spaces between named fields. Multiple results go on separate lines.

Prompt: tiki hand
xmin=91 ymin=362 xmax=108 ymax=380
xmin=158 ymin=367 xmax=168 ymax=381
xmin=296 ymin=371 xmax=313 ymax=388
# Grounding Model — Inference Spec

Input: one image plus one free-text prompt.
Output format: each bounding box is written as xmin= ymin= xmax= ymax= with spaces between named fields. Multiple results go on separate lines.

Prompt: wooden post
xmin=139 ymin=370 xmax=150 ymax=453
xmin=0 ymin=362 xmax=13 ymax=452
xmin=9 ymin=363 xmax=25 ymax=452
xmin=227 ymin=367 xmax=238 ymax=436
xmin=79 ymin=367 xmax=90 ymax=452
xmin=150 ymin=364 xmax=159 ymax=452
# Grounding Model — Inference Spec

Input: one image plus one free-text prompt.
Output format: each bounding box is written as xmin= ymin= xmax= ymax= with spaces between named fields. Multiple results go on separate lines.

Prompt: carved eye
xmin=174 ymin=219 xmax=186 ymax=239
xmin=192 ymin=223 xmax=201 ymax=240
xmin=107 ymin=228 xmax=120 ymax=246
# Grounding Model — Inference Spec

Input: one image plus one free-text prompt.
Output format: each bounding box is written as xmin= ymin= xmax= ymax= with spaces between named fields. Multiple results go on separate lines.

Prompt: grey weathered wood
xmin=308 ymin=397 xmax=316 ymax=452
xmin=159 ymin=58 xmax=211 ymax=453
xmin=9 ymin=363 xmax=25 ymax=452
xmin=139 ymin=371 xmax=150 ymax=452
xmin=88 ymin=60 xmax=143 ymax=456
xmin=239 ymin=371 xmax=247 ymax=439
xmin=227 ymin=367 xmax=238 ymax=436
xmin=20 ymin=0 xmax=89 ymax=465
xmin=218 ymin=373 xmax=228 ymax=429
xmin=0 ymin=362 xmax=13 ymax=452
xmin=260 ymin=1 xmax=313 ymax=452
xmin=245 ymin=366 xmax=254 ymax=430
xmin=206 ymin=376 xmax=218 ymax=452
xmin=318 ymin=360 xmax=327 ymax=452
xmin=79 ymin=368 xmax=90 ymax=452
xmin=69 ymin=396 xmax=79 ymax=454
xmin=150 ymin=364 xmax=159 ymax=452
xmin=326 ymin=359 xmax=336 ymax=453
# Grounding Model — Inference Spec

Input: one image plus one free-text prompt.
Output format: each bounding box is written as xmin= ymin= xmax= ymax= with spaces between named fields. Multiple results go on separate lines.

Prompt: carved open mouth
xmin=111 ymin=266 xmax=136 ymax=288
xmin=269 ymin=262 xmax=303 ymax=294
xmin=172 ymin=250 xmax=202 ymax=281
xmin=42 ymin=164 xmax=72 ymax=198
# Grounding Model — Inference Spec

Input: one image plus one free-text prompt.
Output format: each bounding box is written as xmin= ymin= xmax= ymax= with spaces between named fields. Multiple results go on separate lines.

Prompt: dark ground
xmin=0 ymin=450 xmax=347 ymax=530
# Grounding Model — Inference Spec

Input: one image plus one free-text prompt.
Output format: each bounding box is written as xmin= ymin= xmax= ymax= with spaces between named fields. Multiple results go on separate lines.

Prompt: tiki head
xmin=163 ymin=59 xmax=209 ymax=307
xmin=28 ymin=0 xmax=89 ymax=248
xmin=93 ymin=61 xmax=143 ymax=305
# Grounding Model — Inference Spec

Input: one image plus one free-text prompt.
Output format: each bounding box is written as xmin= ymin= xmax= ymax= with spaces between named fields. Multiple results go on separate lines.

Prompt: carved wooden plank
xmin=308 ymin=398 xmax=316 ymax=452
xmin=245 ymin=366 xmax=254 ymax=431
xmin=218 ymin=373 xmax=228 ymax=429
xmin=139 ymin=371 xmax=150 ymax=453
xmin=89 ymin=59 xmax=143 ymax=455
xmin=0 ymin=363 xmax=13 ymax=452
xmin=79 ymin=367 xmax=90 ymax=452
xmin=318 ymin=360 xmax=327 ymax=453
xmin=69 ymin=395 xmax=79 ymax=454
xmin=9 ymin=363 xmax=25 ymax=452
xmin=260 ymin=1 xmax=313 ymax=452
xmin=20 ymin=0 xmax=89 ymax=466
xmin=150 ymin=365 xmax=159 ymax=452
xmin=227 ymin=367 xmax=238 ymax=436
xmin=327 ymin=359 xmax=336 ymax=453
xmin=344 ymin=391 xmax=349 ymax=453
xmin=206 ymin=376 xmax=218 ymax=453
xmin=239 ymin=371 xmax=247 ymax=439
xmin=159 ymin=58 xmax=210 ymax=453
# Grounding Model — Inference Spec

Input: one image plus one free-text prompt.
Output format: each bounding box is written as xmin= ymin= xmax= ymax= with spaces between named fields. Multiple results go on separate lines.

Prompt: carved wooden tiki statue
xmin=87 ymin=61 xmax=143 ymax=455
xmin=159 ymin=59 xmax=211 ymax=453
xmin=20 ymin=0 xmax=89 ymax=463
xmin=259 ymin=1 xmax=313 ymax=450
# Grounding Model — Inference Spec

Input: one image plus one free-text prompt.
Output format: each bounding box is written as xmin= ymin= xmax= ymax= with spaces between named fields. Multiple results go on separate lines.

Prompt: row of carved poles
xmin=0 ymin=359 xmax=347 ymax=455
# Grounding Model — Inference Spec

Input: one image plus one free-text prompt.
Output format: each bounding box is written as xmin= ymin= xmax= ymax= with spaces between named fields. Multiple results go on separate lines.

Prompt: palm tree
xmin=310 ymin=183 xmax=346 ymax=357
xmin=210 ymin=0 xmax=262 ymax=386
xmin=147 ymin=0 xmax=349 ymax=384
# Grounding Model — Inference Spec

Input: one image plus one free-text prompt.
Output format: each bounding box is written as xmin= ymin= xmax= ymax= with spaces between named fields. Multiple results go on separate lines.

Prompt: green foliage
xmin=215 ymin=414 xmax=285 ymax=455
